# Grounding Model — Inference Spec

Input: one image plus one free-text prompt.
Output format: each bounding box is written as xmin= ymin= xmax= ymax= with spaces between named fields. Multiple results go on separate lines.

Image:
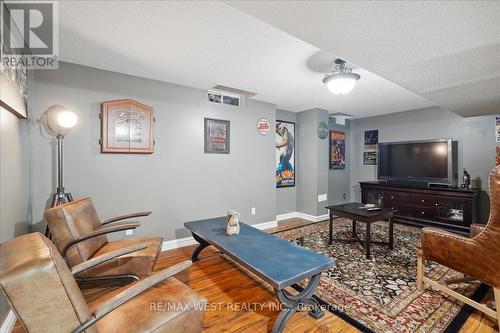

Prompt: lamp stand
xmin=45 ymin=135 xmax=74 ymax=238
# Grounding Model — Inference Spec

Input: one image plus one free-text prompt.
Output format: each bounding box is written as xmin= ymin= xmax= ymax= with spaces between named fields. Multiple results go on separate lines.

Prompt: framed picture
xmin=100 ymin=99 xmax=155 ymax=154
xmin=0 ymin=10 xmax=28 ymax=119
xmin=330 ymin=130 xmax=346 ymax=170
xmin=276 ymin=120 xmax=295 ymax=187
xmin=363 ymin=151 xmax=377 ymax=165
xmin=204 ymin=118 xmax=230 ymax=154
xmin=364 ymin=129 xmax=378 ymax=150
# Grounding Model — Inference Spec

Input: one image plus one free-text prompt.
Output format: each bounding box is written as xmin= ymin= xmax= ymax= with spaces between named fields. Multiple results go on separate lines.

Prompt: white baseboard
xmin=296 ymin=212 xmax=329 ymax=223
xmin=254 ymin=220 xmax=278 ymax=230
xmin=276 ymin=212 xmax=298 ymax=221
xmin=277 ymin=211 xmax=329 ymax=223
xmin=161 ymin=220 xmax=278 ymax=251
xmin=161 ymin=236 xmax=198 ymax=251
xmin=0 ymin=310 xmax=16 ymax=333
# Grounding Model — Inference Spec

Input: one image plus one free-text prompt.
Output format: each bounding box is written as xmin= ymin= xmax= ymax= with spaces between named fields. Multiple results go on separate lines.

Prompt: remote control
xmin=366 ymin=207 xmax=382 ymax=212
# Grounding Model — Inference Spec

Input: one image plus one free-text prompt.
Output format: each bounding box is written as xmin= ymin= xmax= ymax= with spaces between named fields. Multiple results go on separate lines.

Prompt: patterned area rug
xmin=274 ymin=219 xmax=489 ymax=333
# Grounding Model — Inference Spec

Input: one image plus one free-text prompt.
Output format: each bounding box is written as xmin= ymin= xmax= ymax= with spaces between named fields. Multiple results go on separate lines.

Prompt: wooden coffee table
xmin=325 ymin=203 xmax=395 ymax=259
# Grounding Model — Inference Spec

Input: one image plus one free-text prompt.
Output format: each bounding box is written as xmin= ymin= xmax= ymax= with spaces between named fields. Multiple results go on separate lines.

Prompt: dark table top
xmin=326 ymin=202 xmax=394 ymax=221
xmin=184 ymin=217 xmax=334 ymax=290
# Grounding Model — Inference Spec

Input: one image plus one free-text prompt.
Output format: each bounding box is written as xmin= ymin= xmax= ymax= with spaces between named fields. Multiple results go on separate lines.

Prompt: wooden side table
xmin=325 ymin=203 xmax=395 ymax=259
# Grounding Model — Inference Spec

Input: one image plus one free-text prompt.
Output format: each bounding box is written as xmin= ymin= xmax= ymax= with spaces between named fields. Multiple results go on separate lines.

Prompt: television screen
xmin=378 ymin=140 xmax=449 ymax=181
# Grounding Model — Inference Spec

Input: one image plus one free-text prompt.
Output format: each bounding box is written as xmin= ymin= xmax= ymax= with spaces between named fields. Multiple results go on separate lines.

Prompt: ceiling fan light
xmin=323 ymin=71 xmax=361 ymax=95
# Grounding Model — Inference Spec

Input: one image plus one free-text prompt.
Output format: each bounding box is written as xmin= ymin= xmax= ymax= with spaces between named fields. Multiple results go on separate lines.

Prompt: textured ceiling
xmin=56 ymin=0 xmax=434 ymax=118
xmin=228 ymin=1 xmax=500 ymax=117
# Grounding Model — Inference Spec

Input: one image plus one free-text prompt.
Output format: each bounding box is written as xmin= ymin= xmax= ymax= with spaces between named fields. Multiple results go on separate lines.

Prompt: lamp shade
xmin=323 ymin=72 xmax=361 ymax=95
xmin=42 ymin=105 xmax=78 ymax=136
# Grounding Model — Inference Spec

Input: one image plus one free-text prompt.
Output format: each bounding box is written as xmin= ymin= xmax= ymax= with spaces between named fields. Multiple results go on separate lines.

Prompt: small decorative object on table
xmin=226 ymin=209 xmax=240 ymax=235
xmin=462 ymin=168 xmax=471 ymax=188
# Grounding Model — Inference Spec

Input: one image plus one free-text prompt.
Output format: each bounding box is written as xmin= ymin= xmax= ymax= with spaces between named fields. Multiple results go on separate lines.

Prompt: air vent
xmin=208 ymin=90 xmax=242 ymax=107
xmin=213 ymin=85 xmax=257 ymax=97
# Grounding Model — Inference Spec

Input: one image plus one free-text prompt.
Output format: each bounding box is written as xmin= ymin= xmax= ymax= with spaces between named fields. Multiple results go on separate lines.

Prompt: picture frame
xmin=276 ymin=120 xmax=295 ymax=187
xmin=100 ymin=99 xmax=155 ymax=154
xmin=363 ymin=151 xmax=377 ymax=165
xmin=0 ymin=7 xmax=29 ymax=119
xmin=364 ymin=129 xmax=379 ymax=150
xmin=204 ymin=118 xmax=230 ymax=154
xmin=330 ymin=130 xmax=346 ymax=170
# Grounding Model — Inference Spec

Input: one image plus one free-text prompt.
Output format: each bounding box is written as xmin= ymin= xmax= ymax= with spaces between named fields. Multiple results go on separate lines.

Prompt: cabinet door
xmin=363 ymin=190 xmax=384 ymax=206
xmin=434 ymin=197 xmax=471 ymax=226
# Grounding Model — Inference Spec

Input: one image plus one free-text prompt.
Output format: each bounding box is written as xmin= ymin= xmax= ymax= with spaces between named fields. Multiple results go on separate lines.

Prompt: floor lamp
xmin=42 ymin=105 xmax=78 ymax=237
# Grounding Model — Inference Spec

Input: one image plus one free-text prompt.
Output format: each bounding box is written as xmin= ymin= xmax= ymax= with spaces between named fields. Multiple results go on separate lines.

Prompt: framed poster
xmin=363 ymin=151 xmax=377 ymax=165
xmin=276 ymin=120 xmax=295 ymax=187
xmin=204 ymin=118 xmax=230 ymax=154
xmin=496 ymin=116 xmax=500 ymax=143
xmin=0 ymin=13 xmax=29 ymax=119
xmin=100 ymin=99 xmax=155 ymax=153
xmin=330 ymin=130 xmax=346 ymax=170
xmin=364 ymin=130 xmax=378 ymax=150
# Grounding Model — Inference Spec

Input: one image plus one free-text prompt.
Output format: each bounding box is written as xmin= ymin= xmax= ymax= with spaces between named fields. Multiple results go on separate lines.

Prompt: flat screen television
xmin=378 ymin=139 xmax=456 ymax=186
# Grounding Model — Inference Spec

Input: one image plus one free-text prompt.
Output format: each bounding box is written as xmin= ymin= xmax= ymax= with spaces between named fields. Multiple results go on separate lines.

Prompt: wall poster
xmin=204 ymin=118 xmax=230 ymax=154
xmin=330 ymin=130 xmax=346 ymax=170
xmin=363 ymin=151 xmax=377 ymax=165
xmin=276 ymin=120 xmax=295 ymax=187
xmin=495 ymin=116 xmax=500 ymax=166
xmin=364 ymin=129 xmax=378 ymax=150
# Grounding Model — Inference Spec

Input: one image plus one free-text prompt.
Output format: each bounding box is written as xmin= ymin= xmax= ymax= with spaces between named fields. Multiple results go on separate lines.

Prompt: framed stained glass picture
xmin=100 ymin=99 xmax=155 ymax=154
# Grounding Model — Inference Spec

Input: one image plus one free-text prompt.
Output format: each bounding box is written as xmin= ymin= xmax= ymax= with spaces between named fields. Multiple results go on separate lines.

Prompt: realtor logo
xmin=1 ymin=1 xmax=58 ymax=68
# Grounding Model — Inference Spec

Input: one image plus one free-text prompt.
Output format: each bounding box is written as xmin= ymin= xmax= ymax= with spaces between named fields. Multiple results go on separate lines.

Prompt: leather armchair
xmin=44 ymin=198 xmax=163 ymax=280
xmin=0 ymin=233 xmax=206 ymax=333
xmin=417 ymin=166 xmax=500 ymax=325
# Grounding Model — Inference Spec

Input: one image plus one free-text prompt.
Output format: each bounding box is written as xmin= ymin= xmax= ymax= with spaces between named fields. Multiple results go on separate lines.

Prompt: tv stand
xmin=360 ymin=181 xmax=482 ymax=235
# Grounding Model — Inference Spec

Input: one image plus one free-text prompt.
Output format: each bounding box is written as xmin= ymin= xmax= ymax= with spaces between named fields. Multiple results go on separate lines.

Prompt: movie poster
xmin=330 ymin=130 xmax=346 ymax=170
xmin=364 ymin=130 xmax=378 ymax=150
xmin=276 ymin=121 xmax=295 ymax=187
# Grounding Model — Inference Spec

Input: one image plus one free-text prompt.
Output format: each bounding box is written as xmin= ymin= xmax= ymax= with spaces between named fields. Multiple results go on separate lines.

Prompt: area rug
xmin=274 ymin=219 xmax=489 ymax=333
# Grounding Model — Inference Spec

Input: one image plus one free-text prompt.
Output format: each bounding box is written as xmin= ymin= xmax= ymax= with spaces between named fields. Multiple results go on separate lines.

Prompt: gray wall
xmin=328 ymin=117 xmax=351 ymax=205
xmin=316 ymin=110 xmax=329 ymax=216
xmin=349 ymin=107 xmax=496 ymax=201
xmin=0 ymin=106 xmax=31 ymax=325
xmin=296 ymin=108 xmax=329 ymax=216
xmin=276 ymin=109 xmax=296 ymax=215
xmin=30 ymin=62 xmax=276 ymax=241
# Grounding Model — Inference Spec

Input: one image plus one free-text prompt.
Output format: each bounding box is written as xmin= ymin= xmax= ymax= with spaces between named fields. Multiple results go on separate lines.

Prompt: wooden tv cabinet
xmin=360 ymin=181 xmax=482 ymax=235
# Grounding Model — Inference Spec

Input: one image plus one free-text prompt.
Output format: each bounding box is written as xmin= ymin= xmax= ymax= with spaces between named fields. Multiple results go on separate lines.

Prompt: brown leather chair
xmin=44 ymin=198 xmax=163 ymax=280
xmin=417 ymin=166 xmax=500 ymax=325
xmin=0 ymin=233 xmax=206 ymax=333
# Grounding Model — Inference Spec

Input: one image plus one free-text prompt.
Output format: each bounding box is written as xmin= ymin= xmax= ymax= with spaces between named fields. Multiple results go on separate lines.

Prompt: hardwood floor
xmin=11 ymin=218 xmax=498 ymax=332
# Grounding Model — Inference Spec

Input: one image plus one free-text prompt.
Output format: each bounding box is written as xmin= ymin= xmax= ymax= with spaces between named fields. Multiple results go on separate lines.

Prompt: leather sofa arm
xmin=470 ymin=223 xmax=486 ymax=237
xmin=62 ymin=222 xmax=141 ymax=260
xmin=72 ymin=260 xmax=192 ymax=333
xmin=71 ymin=243 xmax=149 ymax=275
xmin=102 ymin=211 xmax=152 ymax=225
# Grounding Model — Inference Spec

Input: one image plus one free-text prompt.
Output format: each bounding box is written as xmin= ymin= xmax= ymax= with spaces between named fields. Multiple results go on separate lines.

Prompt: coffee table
xmin=326 ymin=203 xmax=395 ymax=259
xmin=184 ymin=217 xmax=334 ymax=333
